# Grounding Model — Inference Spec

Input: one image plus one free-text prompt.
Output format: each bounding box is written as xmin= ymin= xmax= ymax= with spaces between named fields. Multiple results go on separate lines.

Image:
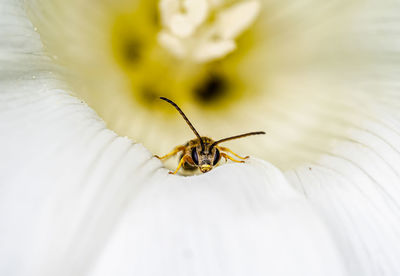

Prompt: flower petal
xmin=283 ymin=2 xmax=400 ymax=272
xmin=285 ymin=106 xmax=400 ymax=275
xmin=87 ymin=160 xmax=347 ymax=276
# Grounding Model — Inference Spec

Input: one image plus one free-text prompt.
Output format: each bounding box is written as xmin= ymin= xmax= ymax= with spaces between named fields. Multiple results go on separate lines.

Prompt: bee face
xmin=191 ymin=145 xmax=221 ymax=173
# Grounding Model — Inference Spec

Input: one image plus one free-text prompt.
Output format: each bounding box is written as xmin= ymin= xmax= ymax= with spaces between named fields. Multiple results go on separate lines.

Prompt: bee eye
xmin=191 ymin=147 xmax=199 ymax=165
xmin=213 ymin=148 xmax=220 ymax=165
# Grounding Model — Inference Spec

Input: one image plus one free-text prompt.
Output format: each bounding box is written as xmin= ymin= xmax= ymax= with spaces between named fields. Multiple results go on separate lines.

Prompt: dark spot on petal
xmin=150 ymin=7 xmax=160 ymax=26
xmin=194 ymin=74 xmax=228 ymax=104
xmin=139 ymin=87 xmax=159 ymax=105
xmin=123 ymin=39 xmax=142 ymax=64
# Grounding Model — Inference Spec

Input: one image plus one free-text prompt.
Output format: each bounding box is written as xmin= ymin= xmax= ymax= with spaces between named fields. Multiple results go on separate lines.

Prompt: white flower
xmin=1 ymin=0 xmax=400 ymax=276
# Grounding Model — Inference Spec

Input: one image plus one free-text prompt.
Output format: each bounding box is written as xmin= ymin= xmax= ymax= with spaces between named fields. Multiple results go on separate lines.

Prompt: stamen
xmin=159 ymin=0 xmax=209 ymax=37
xmin=158 ymin=0 xmax=260 ymax=62
xmin=193 ymin=40 xmax=236 ymax=62
xmin=158 ymin=31 xmax=187 ymax=57
xmin=215 ymin=1 xmax=260 ymax=40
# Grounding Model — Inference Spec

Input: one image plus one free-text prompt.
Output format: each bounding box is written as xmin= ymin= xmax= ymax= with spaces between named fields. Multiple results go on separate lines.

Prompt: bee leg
xmin=155 ymin=146 xmax=185 ymax=160
xmin=221 ymin=153 xmax=245 ymax=163
xmin=169 ymin=155 xmax=189 ymax=175
xmin=218 ymin=146 xmax=249 ymax=159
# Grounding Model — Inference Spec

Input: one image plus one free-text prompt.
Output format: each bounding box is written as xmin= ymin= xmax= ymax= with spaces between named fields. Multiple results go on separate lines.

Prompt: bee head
xmin=191 ymin=143 xmax=221 ymax=173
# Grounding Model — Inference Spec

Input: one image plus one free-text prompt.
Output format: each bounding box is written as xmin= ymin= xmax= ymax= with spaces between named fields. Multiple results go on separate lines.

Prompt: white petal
xmin=0 ymin=1 xmax=152 ymax=274
xmin=285 ymin=109 xmax=400 ymax=275
xmin=283 ymin=13 xmax=400 ymax=269
xmin=281 ymin=1 xmax=400 ymax=272
xmin=88 ymin=160 xmax=347 ymax=276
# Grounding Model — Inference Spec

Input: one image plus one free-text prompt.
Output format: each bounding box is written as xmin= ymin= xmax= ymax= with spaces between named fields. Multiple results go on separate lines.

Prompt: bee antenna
xmin=210 ymin=131 xmax=266 ymax=149
xmin=159 ymin=97 xmax=205 ymax=151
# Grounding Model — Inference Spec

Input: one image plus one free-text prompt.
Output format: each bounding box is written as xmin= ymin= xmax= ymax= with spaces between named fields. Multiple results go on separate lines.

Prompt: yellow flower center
xmin=110 ymin=1 xmax=259 ymax=109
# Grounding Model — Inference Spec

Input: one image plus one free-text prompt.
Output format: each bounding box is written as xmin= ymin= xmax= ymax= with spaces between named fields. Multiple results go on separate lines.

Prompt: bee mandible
xmin=155 ymin=97 xmax=265 ymax=174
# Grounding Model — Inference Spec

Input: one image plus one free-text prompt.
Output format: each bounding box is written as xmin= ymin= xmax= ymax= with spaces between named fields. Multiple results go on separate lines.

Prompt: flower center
xmin=27 ymin=0 xmax=368 ymax=170
xmin=110 ymin=0 xmax=260 ymax=109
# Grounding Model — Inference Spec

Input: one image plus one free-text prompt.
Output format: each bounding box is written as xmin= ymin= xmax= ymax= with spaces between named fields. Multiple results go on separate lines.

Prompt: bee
xmin=155 ymin=97 xmax=265 ymax=174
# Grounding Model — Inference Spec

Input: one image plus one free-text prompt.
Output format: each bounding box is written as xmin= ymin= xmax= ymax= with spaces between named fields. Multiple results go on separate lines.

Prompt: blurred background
xmin=27 ymin=0 xmax=373 ymax=170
